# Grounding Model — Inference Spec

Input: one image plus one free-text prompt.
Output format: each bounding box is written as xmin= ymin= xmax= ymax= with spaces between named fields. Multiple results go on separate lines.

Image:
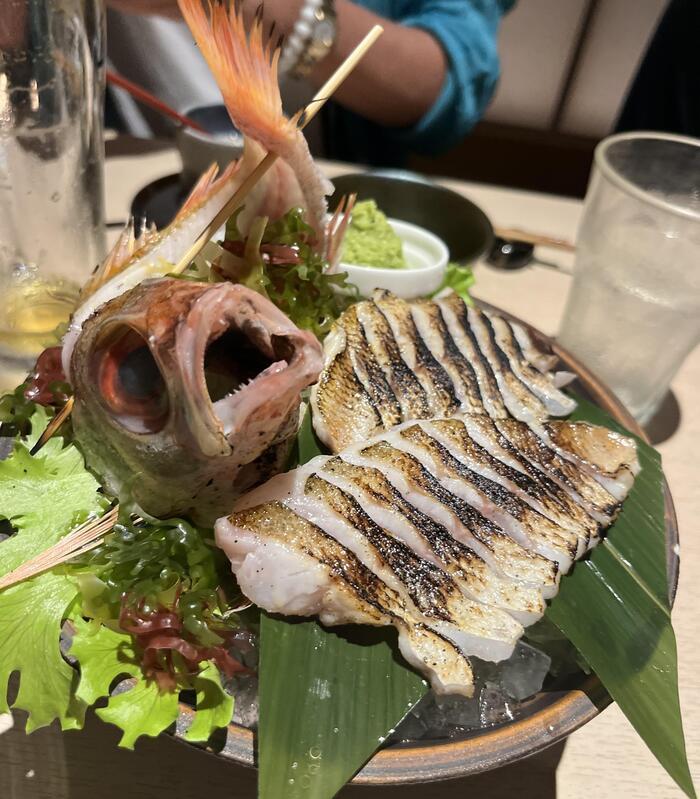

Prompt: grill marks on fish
xmin=372 ymin=290 xmax=460 ymax=419
xmin=410 ymin=299 xmax=484 ymax=413
xmin=392 ymin=424 xmax=581 ymax=569
xmin=355 ymin=299 xmax=430 ymax=419
xmin=351 ymin=440 xmax=559 ymax=594
xmin=319 ymin=458 xmax=545 ymax=625
xmin=425 ymin=419 xmax=599 ymax=550
xmin=218 ymin=414 xmax=638 ymax=695
xmin=494 ymin=420 xmax=620 ymax=523
xmin=222 ymin=502 xmax=474 ymax=694
xmin=311 ymin=290 xmax=573 ymax=452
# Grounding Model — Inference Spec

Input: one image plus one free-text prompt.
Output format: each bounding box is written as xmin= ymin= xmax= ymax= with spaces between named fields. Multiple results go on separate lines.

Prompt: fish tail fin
xmin=178 ymin=0 xmax=330 ymax=233
xmin=178 ymin=0 xmax=295 ymax=154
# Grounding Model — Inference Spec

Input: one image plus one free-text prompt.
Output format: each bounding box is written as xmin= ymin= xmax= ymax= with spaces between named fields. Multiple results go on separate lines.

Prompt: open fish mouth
xmin=69 ymin=278 xmax=323 ymax=522
xmin=76 ymin=277 xmax=323 ymax=453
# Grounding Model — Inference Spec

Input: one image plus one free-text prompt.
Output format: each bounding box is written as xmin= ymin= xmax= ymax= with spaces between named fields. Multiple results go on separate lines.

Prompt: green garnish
xmin=341 ymin=199 xmax=407 ymax=269
xmin=430 ymin=262 xmax=476 ymax=304
xmin=80 ymin=516 xmax=239 ymax=648
xmin=220 ymin=207 xmax=357 ymax=339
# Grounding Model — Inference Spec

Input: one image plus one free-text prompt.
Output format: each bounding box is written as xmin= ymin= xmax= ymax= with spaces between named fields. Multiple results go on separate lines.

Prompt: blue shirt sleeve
xmin=392 ymin=0 xmax=515 ymax=154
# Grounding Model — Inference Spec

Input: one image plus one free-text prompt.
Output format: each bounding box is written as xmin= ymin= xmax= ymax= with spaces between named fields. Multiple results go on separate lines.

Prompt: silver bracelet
xmin=279 ymin=0 xmax=337 ymax=78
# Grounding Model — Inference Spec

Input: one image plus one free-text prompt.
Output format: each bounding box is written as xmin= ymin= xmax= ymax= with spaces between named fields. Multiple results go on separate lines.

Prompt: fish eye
xmin=91 ymin=325 xmax=169 ymax=434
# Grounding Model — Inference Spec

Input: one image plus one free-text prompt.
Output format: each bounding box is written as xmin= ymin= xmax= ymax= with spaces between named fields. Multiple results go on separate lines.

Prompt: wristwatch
xmin=280 ymin=0 xmax=337 ymax=78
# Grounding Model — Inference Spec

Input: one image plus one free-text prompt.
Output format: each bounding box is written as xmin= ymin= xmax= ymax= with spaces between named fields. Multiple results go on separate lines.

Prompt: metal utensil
xmin=487 ymin=228 xmax=575 ymax=271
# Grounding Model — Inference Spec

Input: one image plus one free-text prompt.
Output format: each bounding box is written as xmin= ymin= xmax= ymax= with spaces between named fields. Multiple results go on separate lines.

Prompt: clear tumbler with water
xmin=558 ymin=132 xmax=700 ymax=424
xmin=0 ymin=0 xmax=106 ymax=375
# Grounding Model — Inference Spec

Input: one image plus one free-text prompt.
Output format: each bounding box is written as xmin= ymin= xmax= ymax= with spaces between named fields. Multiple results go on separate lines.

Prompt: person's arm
xmin=107 ymin=0 xmax=511 ymax=148
xmin=309 ymin=2 xmax=447 ymax=128
xmin=108 ymin=0 xmax=445 ymax=127
xmin=248 ymin=0 xmax=512 ymax=144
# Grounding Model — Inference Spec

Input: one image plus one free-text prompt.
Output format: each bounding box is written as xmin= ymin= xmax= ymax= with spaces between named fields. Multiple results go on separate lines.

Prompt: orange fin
xmin=178 ymin=0 xmax=295 ymax=153
xmin=81 ymin=219 xmax=158 ymax=299
xmin=175 ymin=159 xmax=240 ymax=221
xmin=178 ymin=0 xmax=331 ymax=234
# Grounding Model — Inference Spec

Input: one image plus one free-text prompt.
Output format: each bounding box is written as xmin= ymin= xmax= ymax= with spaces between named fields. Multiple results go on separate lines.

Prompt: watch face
xmin=315 ymin=20 xmax=335 ymax=48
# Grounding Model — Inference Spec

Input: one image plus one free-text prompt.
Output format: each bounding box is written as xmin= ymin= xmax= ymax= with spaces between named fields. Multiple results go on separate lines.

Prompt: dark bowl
xmin=175 ymin=104 xmax=244 ymax=187
xmin=174 ymin=308 xmax=680 ymax=784
xmin=331 ymin=170 xmax=494 ymax=264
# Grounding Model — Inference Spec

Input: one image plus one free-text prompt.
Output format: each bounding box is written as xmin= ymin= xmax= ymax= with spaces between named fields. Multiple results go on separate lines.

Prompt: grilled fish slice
xmin=494 ymin=420 xmax=623 ymax=523
xmin=387 ymin=424 xmax=582 ymax=569
xmin=355 ymin=298 xmax=432 ymax=419
xmin=220 ymin=414 xmax=637 ymax=693
xmin=484 ymin=312 xmax=577 ymax=416
xmin=311 ymin=290 xmax=574 ymax=452
xmin=349 ymin=440 xmax=560 ymax=596
xmin=372 ymin=290 xmax=461 ymax=419
xmin=425 ymin=418 xmax=598 ymax=549
xmin=318 ymin=457 xmax=546 ymax=625
xmin=238 ymin=466 xmax=524 ymax=663
xmin=217 ymin=502 xmax=474 ymax=695
xmin=450 ymin=415 xmax=604 ymax=546
xmin=540 ymin=421 xmax=640 ymax=500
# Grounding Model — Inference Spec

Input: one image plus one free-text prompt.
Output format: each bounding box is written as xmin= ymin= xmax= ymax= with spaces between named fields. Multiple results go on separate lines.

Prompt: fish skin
xmin=216 ymin=501 xmax=475 ymax=696
xmin=218 ymin=414 xmax=638 ymax=692
xmin=71 ymin=277 xmax=322 ymax=523
xmin=311 ymin=291 xmax=574 ymax=452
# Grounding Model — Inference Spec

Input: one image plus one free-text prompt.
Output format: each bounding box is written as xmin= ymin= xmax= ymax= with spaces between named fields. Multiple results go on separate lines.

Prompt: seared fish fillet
xmin=310 ymin=290 xmax=576 ymax=452
xmin=216 ymin=415 xmax=638 ymax=695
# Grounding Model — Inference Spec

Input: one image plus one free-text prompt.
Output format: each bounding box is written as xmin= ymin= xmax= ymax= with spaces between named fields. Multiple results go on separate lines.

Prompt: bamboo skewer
xmin=0 ymin=505 xmax=119 ymax=592
xmin=170 ymin=24 xmax=383 ymax=276
xmin=30 ymin=396 xmax=75 ymax=455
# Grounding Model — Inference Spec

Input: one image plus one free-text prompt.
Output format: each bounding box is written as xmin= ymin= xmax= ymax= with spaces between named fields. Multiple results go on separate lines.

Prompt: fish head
xmin=70 ymin=277 xmax=323 ymax=517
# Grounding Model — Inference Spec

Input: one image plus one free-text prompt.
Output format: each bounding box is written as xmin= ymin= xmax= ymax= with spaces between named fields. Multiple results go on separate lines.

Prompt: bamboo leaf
xmin=257 ymin=410 xmax=427 ymax=799
xmin=258 ymin=400 xmax=695 ymax=799
xmin=547 ymin=396 xmax=695 ymax=798
xmin=258 ymin=617 xmax=426 ymax=799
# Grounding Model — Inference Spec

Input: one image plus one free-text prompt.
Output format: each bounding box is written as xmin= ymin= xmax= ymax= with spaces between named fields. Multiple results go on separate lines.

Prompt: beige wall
xmin=485 ymin=0 xmax=667 ymax=138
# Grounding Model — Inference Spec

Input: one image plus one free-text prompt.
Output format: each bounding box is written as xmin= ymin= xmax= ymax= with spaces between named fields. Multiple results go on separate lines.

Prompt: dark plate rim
xmin=173 ymin=304 xmax=679 ymax=785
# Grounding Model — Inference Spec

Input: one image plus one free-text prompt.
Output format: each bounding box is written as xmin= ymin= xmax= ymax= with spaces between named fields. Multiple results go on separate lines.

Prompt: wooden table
xmin=1 ymin=142 xmax=697 ymax=798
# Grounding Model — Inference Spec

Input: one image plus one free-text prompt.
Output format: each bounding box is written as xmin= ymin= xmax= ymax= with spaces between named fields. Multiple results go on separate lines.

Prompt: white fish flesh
xmin=216 ymin=415 xmax=638 ymax=696
xmin=311 ymin=290 xmax=577 ymax=452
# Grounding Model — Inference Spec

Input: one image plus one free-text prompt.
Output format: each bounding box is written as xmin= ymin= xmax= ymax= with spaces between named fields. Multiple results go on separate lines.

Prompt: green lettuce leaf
xmin=71 ymin=619 xmax=141 ymax=705
xmin=0 ymin=573 xmax=85 ymax=731
xmin=97 ymin=677 xmax=180 ymax=749
xmin=0 ymin=409 xmax=103 ymax=731
xmin=0 ymin=421 xmax=103 ymax=573
xmin=72 ymin=619 xmax=177 ymax=749
xmin=71 ymin=619 xmax=234 ymax=746
xmin=430 ymin=262 xmax=475 ymax=304
xmin=182 ymin=661 xmax=234 ymax=743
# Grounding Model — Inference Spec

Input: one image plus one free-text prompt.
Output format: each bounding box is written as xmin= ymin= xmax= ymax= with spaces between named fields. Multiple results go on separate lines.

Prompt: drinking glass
xmin=558 ymin=132 xmax=700 ymax=424
xmin=0 ymin=0 xmax=106 ymax=373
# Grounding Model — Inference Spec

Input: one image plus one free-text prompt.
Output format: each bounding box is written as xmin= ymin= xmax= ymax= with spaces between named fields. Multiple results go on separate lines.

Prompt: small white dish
xmin=339 ymin=218 xmax=449 ymax=299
